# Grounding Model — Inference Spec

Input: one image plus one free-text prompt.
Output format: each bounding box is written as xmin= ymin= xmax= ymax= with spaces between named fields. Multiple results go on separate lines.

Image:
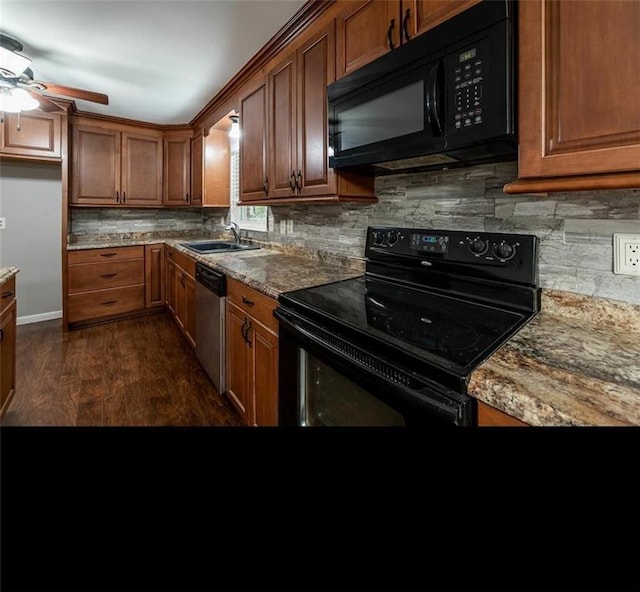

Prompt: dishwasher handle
xmin=195 ymin=262 xmax=226 ymax=296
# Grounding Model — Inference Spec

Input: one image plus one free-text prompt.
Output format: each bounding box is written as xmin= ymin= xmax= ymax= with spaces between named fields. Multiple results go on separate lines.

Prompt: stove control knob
xmin=372 ymin=231 xmax=384 ymax=246
xmin=468 ymin=237 xmax=488 ymax=255
xmin=494 ymin=241 xmax=515 ymax=261
xmin=387 ymin=230 xmax=399 ymax=246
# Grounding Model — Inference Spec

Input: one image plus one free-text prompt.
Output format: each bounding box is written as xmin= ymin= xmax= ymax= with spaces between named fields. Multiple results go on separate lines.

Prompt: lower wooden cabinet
xmin=145 ymin=244 xmax=165 ymax=307
xmin=225 ymin=278 xmax=278 ymax=426
xmin=165 ymin=246 xmax=196 ymax=347
xmin=0 ymin=276 xmax=17 ymax=419
xmin=477 ymin=401 xmax=528 ymax=427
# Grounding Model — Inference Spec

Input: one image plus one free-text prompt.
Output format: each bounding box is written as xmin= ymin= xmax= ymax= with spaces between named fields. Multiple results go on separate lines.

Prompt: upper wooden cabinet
xmin=239 ymin=20 xmax=375 ymax=205
xmin=336 ymin=0 xmax=480 ymax=79
xmin=204 ymin=128 xmax=231 ymax=207
xmin=0 ymin=111 xmax=62 ymax=161
xmin=71 ymin=121 xmax=163 ymax=206
xmin=190 ymin=133 xmax=204 ymax=206
xmin=163 ymin=133 xmax=191 ymax=206
xmin=504 ymin=0 xmax=640 ymax=193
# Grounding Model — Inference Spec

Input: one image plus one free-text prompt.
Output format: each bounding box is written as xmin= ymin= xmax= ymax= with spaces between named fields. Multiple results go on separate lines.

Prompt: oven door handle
xmin=425 ymin=61 xmax=443 ymax=137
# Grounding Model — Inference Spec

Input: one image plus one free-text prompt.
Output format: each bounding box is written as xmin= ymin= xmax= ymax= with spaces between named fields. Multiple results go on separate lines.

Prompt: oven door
xmin=275 ymin=307 xmax=475 ymax=427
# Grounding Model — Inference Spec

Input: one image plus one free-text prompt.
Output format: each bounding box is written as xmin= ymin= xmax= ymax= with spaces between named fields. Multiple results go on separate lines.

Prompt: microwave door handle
xmin=426 ymin=62 xmax=443 ymax=136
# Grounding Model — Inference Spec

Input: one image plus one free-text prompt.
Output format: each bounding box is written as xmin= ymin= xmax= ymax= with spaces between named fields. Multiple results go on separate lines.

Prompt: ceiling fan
xmin=0 ymin=33 xmax=109 ymax=113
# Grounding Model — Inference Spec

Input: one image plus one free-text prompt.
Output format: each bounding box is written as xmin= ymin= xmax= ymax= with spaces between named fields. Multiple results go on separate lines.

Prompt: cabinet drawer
xmin=68 ymin=260 xmax=144 ymax=294
xmin=1 ymin=277 xmax=16 ymax=314
xmin=168 ymin=247 xmax=196 ymax=278
xmin=227 ymin=277 xmax=278 ymax=334
xmin=68 ymin=246 xmax=144 ymax=265
xmin=68 ymin=285 xmax=145 ymax=322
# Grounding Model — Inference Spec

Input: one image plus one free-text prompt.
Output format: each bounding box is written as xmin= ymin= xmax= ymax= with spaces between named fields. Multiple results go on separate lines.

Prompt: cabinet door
xmin=404 ymin=0 xmax=481 ymax=40
xmin=0 ymin=111 xmax=61 ymax=159
xmin=166 ymin=259 xmax=177 ymax=314
xmin=252 ymin=323 xmax=279 ymax=427
xmin=268 ymin=53 xmax=298 ymax=199
xmin=336 ymin=0 xmax=400 ymax=79
xmin=184 ymin=274 xmax=196 ymax=348
xmin=296 ymin=22 xmax=336 ymax=198
xmin=518 ymin=0 xmax=640 ymax=179
xmin=190 ymin=134 xmax=203 ymax=205
xmin=226 ymin=302 xmax=252 ymax=424
xmin=176 ymin=269 xmax=186 ymax=331
xmin=121 ymin=132 xmax=163 ymax=206
xmin=164 ymin=136 xmax=191 ymax=206
xmin=239 ymin=77 xmax=269 ymax=201
xmin=0 ymin=299 xmax=17 ymax=416
xmin=145 ymin=244 xmax=165 ymax=308
xmin=71 ymin=126 xmax=121 ymax=205
xmin=204 ymin=129 xmax=231 ymax=206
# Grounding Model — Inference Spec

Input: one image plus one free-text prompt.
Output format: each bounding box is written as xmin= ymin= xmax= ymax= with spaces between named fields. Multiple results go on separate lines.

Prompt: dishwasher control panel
xmin=195 ymin=263 xmax=226 ymax=296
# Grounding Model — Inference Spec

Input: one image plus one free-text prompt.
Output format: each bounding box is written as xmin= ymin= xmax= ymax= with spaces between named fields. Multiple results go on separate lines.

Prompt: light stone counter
xmin=468 ymin=290 xmax=640 ymax=426
xmin=0 ymin=267 xmax=19 ymax=284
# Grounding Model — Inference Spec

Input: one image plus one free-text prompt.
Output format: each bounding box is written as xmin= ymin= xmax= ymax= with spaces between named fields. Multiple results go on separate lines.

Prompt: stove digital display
xmin=410 ymin=233 xmax=449 ymax=253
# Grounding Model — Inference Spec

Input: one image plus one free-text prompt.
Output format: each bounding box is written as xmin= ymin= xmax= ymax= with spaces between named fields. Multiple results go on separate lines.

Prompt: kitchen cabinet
xmin=504 ymin=0 xmax=640 ymax=193
xmin=163 ymin=133 xmax=191 ymax=206
xmin=239 ymin=20 xmax=375 ymax=205
xmin=203 ymin=128 xmax=231 ymax=207
xmin=190 ymin=133 xmax=204 ymax=206
xmin=71 ymin=121 xmax=163 ymax=206
xmin=225 ymin=278 xmax=278 ymax=426
xmin=239 ymin=75 xmax=269 ymax=202
xmin=477 ymin=401 xmax=528 ymax=427
xmin=335 ymin=0 xmax=480 ymax=79
xmin=0 ymin=111 xmax=62 ymax=161
xmin=166 ymin=246 xmax=196 ymax=348
xmin=145 ymin=244 xmax=165 ymax=308
xmin=67 ymin=246 xmax=145 ymax=324
xmin=0 ymin=276 xmax=17 ymax=419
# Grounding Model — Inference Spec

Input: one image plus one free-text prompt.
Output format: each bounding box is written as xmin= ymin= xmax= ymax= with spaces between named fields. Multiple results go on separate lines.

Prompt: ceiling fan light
xmin=11 ymin=88 xmax=39 ymax=111
xmin=0 ymin=87 xmax=21 ymax=112
xmin=0 ymin=46 xmax=32 ymax=77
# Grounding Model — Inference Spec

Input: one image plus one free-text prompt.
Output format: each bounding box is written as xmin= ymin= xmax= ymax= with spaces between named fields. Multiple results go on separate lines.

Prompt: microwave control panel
xmin=451 ymin=38 xmax=490 ymax=131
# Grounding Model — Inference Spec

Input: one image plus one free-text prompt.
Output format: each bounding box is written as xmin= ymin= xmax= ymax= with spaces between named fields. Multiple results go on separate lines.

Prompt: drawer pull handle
xmin=2 ymin=291 xmax=13 ymax=299
xmin=100 ymin=300 xmax=118 ymax=306
xmin=241 ymin=296 xmax=255 ymax=307
xmin=0 ymin=328 xmax=3 ymax=342
xmin=100 ymin=273 xmax=117 ymax=279
xmin=245 ymin=320 xmax=252 ymax=348
xmin=100 ymin=253 xmax=117 ymax=258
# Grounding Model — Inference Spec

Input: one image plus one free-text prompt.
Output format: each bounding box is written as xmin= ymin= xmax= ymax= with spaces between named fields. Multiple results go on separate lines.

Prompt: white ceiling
xmin=2 ymin=0 xmax=307 ymax=124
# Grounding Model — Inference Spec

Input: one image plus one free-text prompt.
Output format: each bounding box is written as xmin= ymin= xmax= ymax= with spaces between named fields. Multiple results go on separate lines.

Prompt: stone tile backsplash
xmin=71 ymin=161 xmax=640 ymax=304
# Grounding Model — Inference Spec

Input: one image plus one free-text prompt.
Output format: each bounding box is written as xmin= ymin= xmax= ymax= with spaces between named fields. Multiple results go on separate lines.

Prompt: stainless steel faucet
xmin=225 ymin=221 xmax=241 ymax=244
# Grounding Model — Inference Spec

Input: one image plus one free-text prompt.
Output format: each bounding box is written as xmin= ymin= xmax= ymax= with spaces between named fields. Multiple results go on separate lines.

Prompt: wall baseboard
xmin=17 ymin=310 xmax=63 ymax=326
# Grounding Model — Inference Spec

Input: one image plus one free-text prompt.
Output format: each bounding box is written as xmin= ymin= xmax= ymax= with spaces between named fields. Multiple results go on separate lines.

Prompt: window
xmin=229 ymin=146 xmax=268 ymax=232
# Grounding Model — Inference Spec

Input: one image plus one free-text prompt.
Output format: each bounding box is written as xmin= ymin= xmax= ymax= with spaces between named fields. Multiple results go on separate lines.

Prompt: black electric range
xmin=275 ymin=226 xmax=540 ymax=426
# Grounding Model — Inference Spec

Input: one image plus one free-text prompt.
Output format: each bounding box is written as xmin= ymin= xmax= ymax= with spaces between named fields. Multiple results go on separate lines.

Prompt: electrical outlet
xmin=286 ymin=219 xmax=294 ymax=234
xmin=613 ymin=233 xmax=640 ymax=276
xmin=0 ymin=218 xmax=5 ymax=229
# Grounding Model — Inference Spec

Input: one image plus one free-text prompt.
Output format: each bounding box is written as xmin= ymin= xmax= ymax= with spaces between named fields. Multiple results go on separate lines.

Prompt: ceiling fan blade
xmin=39 ymin=82 xmax=109 ymax=105
xmin=24 ymin=89 xmax=65 ymax=112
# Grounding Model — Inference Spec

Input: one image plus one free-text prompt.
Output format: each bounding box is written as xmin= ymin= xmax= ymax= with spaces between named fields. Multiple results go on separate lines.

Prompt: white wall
xmin=0 ymin=161 xmax=63 ymax=324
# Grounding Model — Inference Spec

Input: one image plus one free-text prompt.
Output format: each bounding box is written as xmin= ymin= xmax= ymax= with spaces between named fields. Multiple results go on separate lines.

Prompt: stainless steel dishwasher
xmin=195 ymin=262 xmax=226 ymax=393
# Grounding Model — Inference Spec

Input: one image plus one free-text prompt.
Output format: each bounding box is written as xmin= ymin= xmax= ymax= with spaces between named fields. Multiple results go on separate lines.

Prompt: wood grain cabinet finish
xmin=0 ymin=111 xmax=62 ymax=160
xmin=239 ymin=76 xmax=269 ymax=202
xmin=67 ymin=247 xmax=145 ymax=324
xmin=145 ymin=244 xmax=165 ymax=307
xmin=0 ymin=277 xmax=17 ymax=419
xmin=335 ymin=0 xmax=480 ymax=79
xmin=225 ymin=278 xmax=278 ymax=426
xmin=190 ymin=133 xmax=204 ymax=206
xmin=163 ymin=134 xmax=191 ymax=206
xmin=165 ymin=246 xmax=196 ymax=348
xmin=505 ymin=0 xmax=640 ymax=193
xmin=477 ymin=401 xmax=528 ymax=427
xmin=71 ymin=122 xmax=163 ymax=206
xmin=203 ymin=129 xmax=231 ymax=207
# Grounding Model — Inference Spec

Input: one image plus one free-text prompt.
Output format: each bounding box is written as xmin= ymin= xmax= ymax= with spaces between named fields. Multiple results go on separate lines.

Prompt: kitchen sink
xmin=181 ymin=240 xmax=261 ymax=254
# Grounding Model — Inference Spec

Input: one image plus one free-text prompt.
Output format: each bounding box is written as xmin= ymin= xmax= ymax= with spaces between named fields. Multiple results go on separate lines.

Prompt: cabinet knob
xmin=241 ymin=296 xmax=255 ymax=307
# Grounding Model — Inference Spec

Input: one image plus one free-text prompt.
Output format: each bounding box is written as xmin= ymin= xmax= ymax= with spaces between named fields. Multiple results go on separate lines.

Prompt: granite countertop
xmin=468 ymin=290 xmax=640 ymax=426
xmin=68 ymin=235 xmax=640 ymax=426
xmin=0 ymin=267 xmax=19 ymax=284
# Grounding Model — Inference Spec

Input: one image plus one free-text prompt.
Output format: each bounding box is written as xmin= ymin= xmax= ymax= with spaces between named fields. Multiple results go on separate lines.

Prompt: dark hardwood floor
xmin=2 ymin=312 xmax=242 ymax=427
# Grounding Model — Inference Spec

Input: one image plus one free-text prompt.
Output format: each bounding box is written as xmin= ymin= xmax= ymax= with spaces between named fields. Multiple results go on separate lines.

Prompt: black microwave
xmin=328 ymin=0 xmax=516 ymax=174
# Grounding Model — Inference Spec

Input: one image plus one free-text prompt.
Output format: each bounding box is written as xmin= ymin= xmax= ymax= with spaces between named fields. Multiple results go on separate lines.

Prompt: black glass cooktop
xmin=279 ymin=275 xmax=528 ymax=375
